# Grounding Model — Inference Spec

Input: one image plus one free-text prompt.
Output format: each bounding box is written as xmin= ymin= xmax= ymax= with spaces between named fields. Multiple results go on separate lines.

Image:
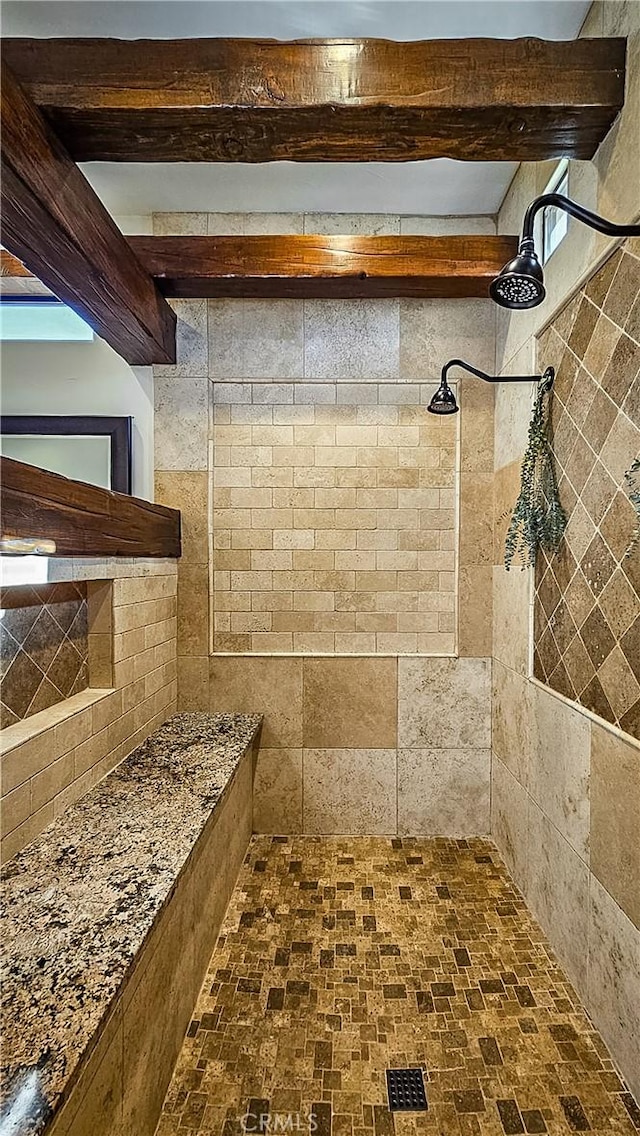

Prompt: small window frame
xmin=0 ymin=297 xmax=94 ymax=342
xmin=0 ymin=415 xmax=133 ymax=494
xmin=541 ymin=161 xmax=570 ymax=265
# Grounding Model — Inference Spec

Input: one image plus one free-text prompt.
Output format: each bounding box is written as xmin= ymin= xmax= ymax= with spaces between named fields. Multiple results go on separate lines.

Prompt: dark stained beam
xmin=2 ymin=36 xmax=626 ymax=163
xmin=129 ymin=234 xmax=520 ymax=299
xmin=0 ymin=62 xmax=176 ymax=364
xmin=0 ymin=457 xmax=181 ymax=558
xmin=1 ymin=236 xmax=520 ymax=300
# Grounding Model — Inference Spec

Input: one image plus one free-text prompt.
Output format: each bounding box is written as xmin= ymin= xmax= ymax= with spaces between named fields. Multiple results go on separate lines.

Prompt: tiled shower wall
xmin=535 ymin=242 xmax=640 ymax=738
xmin=491 ymin=0 xmax=640 ymax=1100
xmin=1 ymin=583 xmax=88 ymax=728
xmin=153 ymin=211 xmax=496 ymax=836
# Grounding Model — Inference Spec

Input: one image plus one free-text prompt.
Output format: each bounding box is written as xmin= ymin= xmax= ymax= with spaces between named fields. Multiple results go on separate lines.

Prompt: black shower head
xmin=427 ymin=375 xmax=459 ymax=415
xmin=489 ymin=239 xmax=545 ymax=310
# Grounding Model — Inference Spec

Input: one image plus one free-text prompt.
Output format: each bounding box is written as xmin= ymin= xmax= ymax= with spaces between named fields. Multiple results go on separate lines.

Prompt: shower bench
xmin=0 ymin=711 xmax=262 ymax=1136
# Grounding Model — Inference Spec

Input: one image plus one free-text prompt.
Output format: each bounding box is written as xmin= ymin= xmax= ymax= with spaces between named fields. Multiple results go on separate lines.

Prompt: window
xmin=541 ymin=161 xmax=569 ymax=264
xmin=0 ymin=300 xmax=94 ymax=342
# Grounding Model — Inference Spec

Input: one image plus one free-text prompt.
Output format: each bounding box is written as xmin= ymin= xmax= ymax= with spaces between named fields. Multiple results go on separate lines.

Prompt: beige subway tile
xmin=213 ymin=528 xmax=231 ymax=548
xmin=73 ymin=733 xmax=106 ymax=779
xmin=377 ymin=508 xmax=418 ymax=530
xmin=418 ymin=590 xmax=455 ymax=612
xmin=1 ymin=733 xmax=57 ymax=794
xmin=1 ymin=801 xmax=54 ymax=864
xmin=273 ymin=611 xmax=317 ymax=633
xmin=1 ymin=782 xmax=31 ymax=837
xmin=335 ymin=591 xmax=375 ymax=613
xmin=273 ymin=405 xmax=314 ymax=425
xmin=293 ymin=467 xmax=336 ymax=488
xmin=356 ymin=530 xmax=398 ymax=551
xmin=356 ymin=570 xmax=398 ymax=591
xmin=377 ymin=468 xmax=419 ymax=489
xmin=251 ymin=592 xmax=293 ymax=611
xmin=417 ymin=551 xmax=455 ymax=571
xmin=231 ymin=612 xmax=273 ymax=633
xmin=229 ymin=445 xmax=272 ymax=466
xmin=417 ymin=632 xmax=456 ymax=653
xmin=272 ymin=488 xmax=315 ymax=509
xmin=334 ymin=550 xmax=376 ymax=571
xmin=358 ymin=405 xmax=398 ymax=424
xmin=213 ymin=549 xmax=251 ymax=571
xmin=376 ymin=551 xmax=418 ymax=571
xmin=376 ymin=633 xmax=418 ymax=653
xmin=231 ymin=404 xmax=272 ymax=422
xmin=230 ymin=570 xmax=273 ymax=591
xmin=335 ymin=467 xmax=377 ymax=487
xmin=212 ymin=590 xmax=251 ymax=611
xmin=315 ymin=446 xmax=357 ymax=467
xmin=232 ymin=529 xmax=273 ymax=549
xmin=376 ymin=591 xmax=418 ymax=611
xmin=212 ymin=486 xmax=232 ymax=509
xmin=294 ymin=592 xmax=335 ymax=612
xmin=276 ymin=570 xmax=318 ymax=592
xmin=439 ymin=571 xmax=456 ymax=591
xmin=398 ymin=612 xmax=439 ymax=632
xmin=357 ymin=446 xmax=398 ymax=468
xmin=398 ymin=570 xmax=439 ymax=591
xmin=87 ymin=579 xmax=113 ymax=634
xmin=229 ymin=487 xmax=272 ymax=509
xmin=294 ymin=424 xmax=337 ymax=445
xmin=251 ymin=466 xmax=293 ymax=488
xmin=314 ymin=488 xmax=357 ymax=509
xmin=315 ymin=570 xmax=356 ymax=591
xmin=314 ymin=404 xmax=355 ymax=423
xmin=273 ymin=529 xmax=314 ymax=550
xmin=321 ymin=612 xmax=356 ymax=632
xmin=252 ymin=424 xmax=294 ymax=445
xmin=212 ymin=403 xmax=231 ymax=423
xmin=272 ymin=445 xmax=314 ymax=467
xmin=214 ymin=611 xmax=231 ymax=633
xmin=251 ymin=508 xmax=293 ymax=529
xmin=315 ymin=530 xmax=357 ymax=550
xmin=356 ymin=612 xmax=398 ymax=632
xmin=398 ymin=529 xmax=439 ymax=551
xmin=54 ymin=709 xmax=93 ymax=756
xmin=293 ymin=632 xmax=335 ymax=652
xmin=213 ymin=507 xmax=252 ymax=529
xmin=334 ymin=633 xmax=377 ymax=653
xmin=88 ymin=633 xmax=113 ymax=688
xmin=31 ymin=752 xmax=74 ymax=814
xmin=293 ymin=508 xmax=334 ymax=529
xmin=335 ymin=424 xmax=378 ymax=447
xmin=91 ymin=690 xmax=123 ymax=735
xmin=213 ymin=570 xmax=230 ymax=591
xmin=251 ymin=632 xmax=294 ymax=652
xmin=334 ymin=508 xmax=377 ymax=530
xmin=420 ymin=508 xmax=455 ymax=530
xmin=250 ymin=550 xmax=293 ymax=571
xmin=214 ymin=633 xmax=252 ymax=652
xmin=292 ymin=550 xmax=335 ymax=570
xmin=213 ymin=424 xmax=252 ymax=445
xmin=113 ymin=658 xmax=135 ymax=688
xmin=355 ymin=488 xmax=398 ymax=509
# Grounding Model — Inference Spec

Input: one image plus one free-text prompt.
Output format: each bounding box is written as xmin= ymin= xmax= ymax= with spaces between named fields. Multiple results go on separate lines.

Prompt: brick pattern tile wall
xmin=211 ymin=385 xmax=457 ymax=654
xmin=1 ymin=566 xmax=178 ymax=862
xmin=535 ymin=240 xmax=640 ymax=738
xmin=1 ymin=582 xmax=88 ymax=727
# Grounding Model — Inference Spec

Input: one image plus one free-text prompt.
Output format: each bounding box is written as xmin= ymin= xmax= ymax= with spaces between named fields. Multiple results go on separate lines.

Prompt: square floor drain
xmin=386 ymin=1068 xmax=428 ymax=1112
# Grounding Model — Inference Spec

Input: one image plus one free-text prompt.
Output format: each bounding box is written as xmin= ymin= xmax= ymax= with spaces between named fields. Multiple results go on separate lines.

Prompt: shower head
xmin=427 ymin=374 xmax=459 ymax=415
xmin=489 ymin=239 xmax=545 ymax=310
xmin=490 ymin=193 xmax=640 ymax=312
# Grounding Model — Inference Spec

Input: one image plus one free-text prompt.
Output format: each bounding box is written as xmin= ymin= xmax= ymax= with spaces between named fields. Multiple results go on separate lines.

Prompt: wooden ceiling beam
xmin=1 ymin=235 xmax=519 ymax=300
xmin=0 ymin=62 xmax=176 ymax=364
xmin=2 ymin=36 xmax=625 ymax=163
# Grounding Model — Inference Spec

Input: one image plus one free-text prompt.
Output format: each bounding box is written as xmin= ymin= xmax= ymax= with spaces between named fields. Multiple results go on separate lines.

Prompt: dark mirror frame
xmin=0 ymin=415 xmax=132 ymax=494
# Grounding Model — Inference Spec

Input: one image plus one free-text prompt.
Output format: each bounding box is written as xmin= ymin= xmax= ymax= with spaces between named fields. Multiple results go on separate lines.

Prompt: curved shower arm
xmin=441 ymin=358 xmax=540 ymax=385
xmin=520 ymin=193 xmax=640 ymax=245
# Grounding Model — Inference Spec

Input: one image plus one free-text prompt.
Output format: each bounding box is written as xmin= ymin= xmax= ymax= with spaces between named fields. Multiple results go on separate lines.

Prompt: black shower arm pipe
xmin=520 ymin=193 xmax=640 ymax=247
xmin=441 ymin=359 xmax=540 ymax=385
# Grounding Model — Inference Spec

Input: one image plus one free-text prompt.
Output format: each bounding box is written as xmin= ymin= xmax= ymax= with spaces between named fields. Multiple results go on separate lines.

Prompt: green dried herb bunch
xmin=624 ymin=456 xmax=640 ymax=558
xmin=505 ymin=370 xmax=567 ymax=571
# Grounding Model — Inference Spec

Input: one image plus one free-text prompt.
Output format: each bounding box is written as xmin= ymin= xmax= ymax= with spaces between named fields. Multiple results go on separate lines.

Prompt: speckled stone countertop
xmin=0 ymin=712 xmax=261 ymax=1136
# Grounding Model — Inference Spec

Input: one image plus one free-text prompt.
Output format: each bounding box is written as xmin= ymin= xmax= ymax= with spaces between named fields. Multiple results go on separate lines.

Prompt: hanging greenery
xmin=504 ymin=370 xmax=567 ymax=571
xmin=624 ymin=456 xmax=640 ymax=558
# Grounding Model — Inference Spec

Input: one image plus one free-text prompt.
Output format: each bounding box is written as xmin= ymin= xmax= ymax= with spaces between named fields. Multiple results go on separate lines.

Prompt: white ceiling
xmin=3 ymin=0 xmax=592 ymax=218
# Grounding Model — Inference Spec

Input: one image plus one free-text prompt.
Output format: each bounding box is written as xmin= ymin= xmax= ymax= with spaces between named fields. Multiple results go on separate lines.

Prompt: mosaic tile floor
xmin=156 ymin=837 xmax=639 ymax=1136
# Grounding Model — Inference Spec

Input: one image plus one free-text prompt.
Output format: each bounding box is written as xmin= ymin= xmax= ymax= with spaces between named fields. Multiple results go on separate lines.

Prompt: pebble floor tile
xmin=156 ymin=837 xmax=640 ymax=1136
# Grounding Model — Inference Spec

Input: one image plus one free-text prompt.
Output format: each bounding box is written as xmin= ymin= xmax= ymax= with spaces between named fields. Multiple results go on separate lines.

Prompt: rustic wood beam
xmin=0 ymin=62 xmax=176 ymax=364
xmin=0 ymin=457 xmax=181 ymax=558
xmin=1 ymin=235 xmax=519 ymax=300
xmin=2 ymin=36 xmax=625 ymax=163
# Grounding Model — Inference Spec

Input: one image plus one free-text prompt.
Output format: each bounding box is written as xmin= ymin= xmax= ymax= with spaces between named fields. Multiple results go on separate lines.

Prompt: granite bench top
xmin=0 ymin=711 xmax=261 ymax=1136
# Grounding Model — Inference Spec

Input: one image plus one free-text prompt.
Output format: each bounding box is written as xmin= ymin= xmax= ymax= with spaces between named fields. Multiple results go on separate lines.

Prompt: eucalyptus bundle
xmin=624 ymin=456 xmax=640 ymax=558
xmin=505 ymin=380 xmax=567 ymax=571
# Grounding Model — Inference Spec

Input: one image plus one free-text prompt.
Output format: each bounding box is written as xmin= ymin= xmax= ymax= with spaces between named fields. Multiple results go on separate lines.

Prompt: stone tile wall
xmin=492 ymin=0 xmax=640 ymax=1099
xmin=535 ymin=242 xmax=640 ymax=737
xmin=0 ymin=565 xmax=178 ymax=862
xmin=208 ymin=653 xmax=491 ymax=838
xmin=1 ymin=582 xmax=88 ymax=727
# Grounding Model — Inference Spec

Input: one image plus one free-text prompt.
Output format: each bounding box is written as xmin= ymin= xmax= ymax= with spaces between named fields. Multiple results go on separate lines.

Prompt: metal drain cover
xmin=386 ymin=1068 xmax=428 ymax=1112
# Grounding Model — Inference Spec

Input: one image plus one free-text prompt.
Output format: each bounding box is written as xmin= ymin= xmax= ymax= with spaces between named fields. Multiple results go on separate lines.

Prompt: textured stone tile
xmin=398 ymin=657 xmax=490 ymax=749
xmin=209 ymin=656 xmax=303 ymax=748
xmin=400 ymin=298 xmax=494 ymax=379
xmin=398 ymin=748 xmax=490 ymax=836
xmin=304 ymin=300 xmax=399 ymax=379
xmin=154 ymin=377 xmax=209 ymax=471
xmin=493 ymin=567 xmax=532 ymax=675
xmin=492 ymin=661 xmax=534 ymax=787
xmin=527 ymin=802 xmax=590 ymax=993
xmin=304 ymin=213 xmax=400 ymax=235
xmin=590 ymin=723 xmax=640 ymax=929
xmin=491 ymin=756 xmax=530 ymax=893
xmin=302 ymin=657 xmax=397 ymax=748
xmin=530 ymin=686 xmax=591 ymax=862
xmin=587 ymin=875 xmax=640 ymax=1104
xmin=157 ymin=834 xmax=640 ymax=1136
xmin=208 ymin=299 xmax=304 ymax=379
xmin=253 ymin=748 xmax=303 ymax=834
xmin=303 ymin=749 xmax=397 ymax=833
xmin=155 ymin=299 xmax=208 ymax=378
xmin=155 ymin=472 xmax=209 ymax=565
